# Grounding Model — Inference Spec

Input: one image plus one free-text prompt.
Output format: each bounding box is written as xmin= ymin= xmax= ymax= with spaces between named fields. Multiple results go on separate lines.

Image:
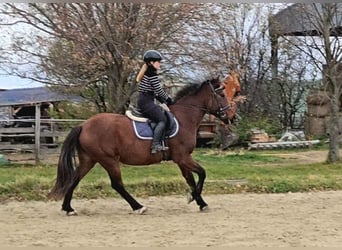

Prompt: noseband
xmin=208 ymin=81 xmax=230 ymax=121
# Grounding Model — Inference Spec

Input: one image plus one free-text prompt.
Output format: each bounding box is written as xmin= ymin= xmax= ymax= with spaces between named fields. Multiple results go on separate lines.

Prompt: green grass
xmin=1 ymin=148 xmax=342 ymax=201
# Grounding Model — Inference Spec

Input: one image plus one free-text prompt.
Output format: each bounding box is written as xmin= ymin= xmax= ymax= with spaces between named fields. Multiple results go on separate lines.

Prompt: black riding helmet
xmin=143 ymin=50 xmax=162 ymax=63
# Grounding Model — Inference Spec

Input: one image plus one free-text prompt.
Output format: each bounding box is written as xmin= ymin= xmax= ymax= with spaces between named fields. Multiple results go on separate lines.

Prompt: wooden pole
xmin=34 ymin=103 xmax=41 ymax=164
xmin=270 ymin=34 xmax=279 ymax=81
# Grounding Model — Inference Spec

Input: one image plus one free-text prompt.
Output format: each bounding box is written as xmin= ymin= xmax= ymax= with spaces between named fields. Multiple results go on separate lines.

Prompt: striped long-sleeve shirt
xmin=138 ymin=66 xmax=169 ymax=103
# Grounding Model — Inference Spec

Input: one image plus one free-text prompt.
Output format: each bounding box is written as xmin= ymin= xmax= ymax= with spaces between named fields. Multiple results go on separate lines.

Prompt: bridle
xmin=208 ymin=81 xmax=230 ymax=121
xmin=172 ymin=80 xmax=231 ymax=121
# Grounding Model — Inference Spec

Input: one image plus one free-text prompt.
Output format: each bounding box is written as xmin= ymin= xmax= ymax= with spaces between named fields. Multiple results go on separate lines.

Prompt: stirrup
xmin=151 ymin=144 xmax=163 ymax=154
xmin=151 ymin=143 xmax=169 ymax=154
xmin=161 ymin=141 xmax=169 ymax=151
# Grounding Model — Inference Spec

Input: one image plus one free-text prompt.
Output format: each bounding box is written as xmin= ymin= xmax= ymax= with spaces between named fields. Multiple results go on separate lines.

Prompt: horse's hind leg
xmin=61 ymin=178 xmax=80 ymax=215
xmin=62 ymin=154 xmax=96 ymax=215
xmin=100 ymin=158 xmax=146 ymax=214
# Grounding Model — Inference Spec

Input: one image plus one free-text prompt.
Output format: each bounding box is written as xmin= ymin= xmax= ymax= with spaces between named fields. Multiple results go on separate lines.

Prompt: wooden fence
xmin=0 ymin=118 xmax=84 ymax=164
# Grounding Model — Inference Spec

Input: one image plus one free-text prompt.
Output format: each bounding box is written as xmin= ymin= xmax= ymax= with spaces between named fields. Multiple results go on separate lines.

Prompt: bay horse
xmin=48 ymin=77 xmax=237 ymax=215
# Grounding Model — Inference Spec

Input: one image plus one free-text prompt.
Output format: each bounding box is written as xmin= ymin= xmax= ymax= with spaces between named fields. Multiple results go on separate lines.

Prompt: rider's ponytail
xmin=136 ymin=64 xmax=148 ymax=82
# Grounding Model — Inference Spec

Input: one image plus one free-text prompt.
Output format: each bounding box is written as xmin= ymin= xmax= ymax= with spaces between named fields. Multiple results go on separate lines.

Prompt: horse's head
xmin=173 ymin=76 xmax=237 ymax=124
xmin=223 ymin=71 xmax=241 ymax=102
xmin=206 ymin=77 xmax=237 ymax=124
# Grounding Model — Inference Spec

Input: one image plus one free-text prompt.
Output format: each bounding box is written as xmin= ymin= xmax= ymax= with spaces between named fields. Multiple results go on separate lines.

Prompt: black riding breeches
xmin=137 ymin=92 xmax=167 ymax=123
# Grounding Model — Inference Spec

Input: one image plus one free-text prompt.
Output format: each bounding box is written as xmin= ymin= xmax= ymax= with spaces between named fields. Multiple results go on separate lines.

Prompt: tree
xmin=0 ymin=3 xmax=197 ymax=113
xmin=183 ymin=3 xmax=314 ymax=132
xmin=1 ymin=3 xmax=321 ymax=137
xmin=179 ymin=3 xmax=273 ymax=111
xmin=273 ymin=3 xmax=342 ymax=162
xmin=268 ymin=40 xmax=318 ymax=129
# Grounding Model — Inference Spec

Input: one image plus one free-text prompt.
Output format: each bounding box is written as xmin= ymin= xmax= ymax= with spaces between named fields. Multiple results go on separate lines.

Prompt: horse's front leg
xmin=192 ymin=163 xmax=209 ymax=211
xmin=194 ymin=162 xmax=206 ymax=196
xmin=178 ymin=161 xmax=208 ymax=211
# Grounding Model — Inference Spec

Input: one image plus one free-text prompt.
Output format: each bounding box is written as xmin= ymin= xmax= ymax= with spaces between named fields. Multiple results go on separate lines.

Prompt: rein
xmin=171 ymin=103 xmax=212 ymax=119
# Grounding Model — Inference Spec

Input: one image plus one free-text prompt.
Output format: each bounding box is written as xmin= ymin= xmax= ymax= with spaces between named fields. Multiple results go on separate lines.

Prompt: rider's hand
xmin=166 ymin=97 xmax=175 ymax=106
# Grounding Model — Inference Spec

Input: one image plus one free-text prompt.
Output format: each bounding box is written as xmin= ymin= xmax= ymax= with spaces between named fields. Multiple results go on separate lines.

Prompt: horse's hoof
xmin=66 ymin=211 xmax=78 ymax=216
xmin=199 ymin=205 xmax=209 ymax=212
xmin=187 ymin=193 xmax=194 ymax=204
xmin=134 ymin=206 xmax=147 ymax=215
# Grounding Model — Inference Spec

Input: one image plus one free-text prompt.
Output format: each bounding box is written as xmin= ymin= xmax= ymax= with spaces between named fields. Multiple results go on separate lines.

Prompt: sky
xmin=0 ymin=5 xmax=44 ymax=90
xmin=0 ymin=75 xmax=44 ymax=90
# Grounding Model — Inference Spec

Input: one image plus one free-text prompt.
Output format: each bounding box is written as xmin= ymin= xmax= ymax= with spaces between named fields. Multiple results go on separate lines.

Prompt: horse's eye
xmin=214 ymin=86 xmax=225 ymax=97
xmin=215 ymin=86 xmax=225 ymax=93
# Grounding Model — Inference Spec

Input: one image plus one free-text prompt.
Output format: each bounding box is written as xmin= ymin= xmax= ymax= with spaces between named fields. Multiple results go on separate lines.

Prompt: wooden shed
xmin=269 ymin=4 xmax=342 ymax=37
xmin=269 ymin=3 xmax=342 ymax=77
xmin=269 ymin=3 xmax=342 ymax=137
xmin=0 ymin=87 xmax=82 ymax=162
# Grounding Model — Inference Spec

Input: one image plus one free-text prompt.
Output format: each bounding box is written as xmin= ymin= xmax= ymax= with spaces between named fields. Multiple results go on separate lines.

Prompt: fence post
xmin=35 ymin=104 xmax=41 ymax=164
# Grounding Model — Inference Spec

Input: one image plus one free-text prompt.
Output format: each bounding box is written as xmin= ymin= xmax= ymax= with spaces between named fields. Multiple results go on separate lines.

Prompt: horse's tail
xmin=48 ymin=126 xmax=82 ymax=200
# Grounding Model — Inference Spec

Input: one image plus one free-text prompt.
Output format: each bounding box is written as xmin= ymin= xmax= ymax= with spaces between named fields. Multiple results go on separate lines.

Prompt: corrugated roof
xmin=0 ymin=87 xmax=81 ymax=107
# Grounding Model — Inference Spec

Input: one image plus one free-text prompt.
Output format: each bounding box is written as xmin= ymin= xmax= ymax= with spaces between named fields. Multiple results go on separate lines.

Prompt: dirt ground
xmin=1 ymin=149 xmax=342 ymax=247
xmin=1 ymin=191 xmax=342 ymax=247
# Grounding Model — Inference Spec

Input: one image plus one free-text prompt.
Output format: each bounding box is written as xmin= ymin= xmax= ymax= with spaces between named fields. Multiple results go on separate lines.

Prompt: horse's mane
xmin=174 ymin=80 xmax=208 ymax=102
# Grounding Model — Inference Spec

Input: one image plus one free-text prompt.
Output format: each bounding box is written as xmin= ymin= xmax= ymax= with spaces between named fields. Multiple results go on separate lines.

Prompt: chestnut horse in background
xmin=48 ymin=77 xmax=237 ymax=215
xmin=223 ymin=70 xmax=245 ymax=103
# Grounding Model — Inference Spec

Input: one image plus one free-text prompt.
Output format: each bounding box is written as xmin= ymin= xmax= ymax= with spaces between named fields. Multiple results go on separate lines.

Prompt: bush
xmin=231 ymin=113 xmax=283 ymax=142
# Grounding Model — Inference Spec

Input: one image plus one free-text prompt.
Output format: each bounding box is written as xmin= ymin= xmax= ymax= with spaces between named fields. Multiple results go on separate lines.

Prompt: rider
xmin=136 ymin=50 xmax=174 ymax=154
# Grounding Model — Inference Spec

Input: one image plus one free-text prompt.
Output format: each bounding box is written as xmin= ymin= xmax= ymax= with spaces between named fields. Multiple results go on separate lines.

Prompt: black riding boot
xmin=151 ymin=121 xmax=166 ymax=154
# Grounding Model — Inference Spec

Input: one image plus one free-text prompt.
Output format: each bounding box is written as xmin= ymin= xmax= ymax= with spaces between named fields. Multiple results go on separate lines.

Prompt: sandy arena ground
xmin=1 ymin=191 xmax=342 ymax=247
xmin=1 ymin=149 xmax=342 ymax=247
